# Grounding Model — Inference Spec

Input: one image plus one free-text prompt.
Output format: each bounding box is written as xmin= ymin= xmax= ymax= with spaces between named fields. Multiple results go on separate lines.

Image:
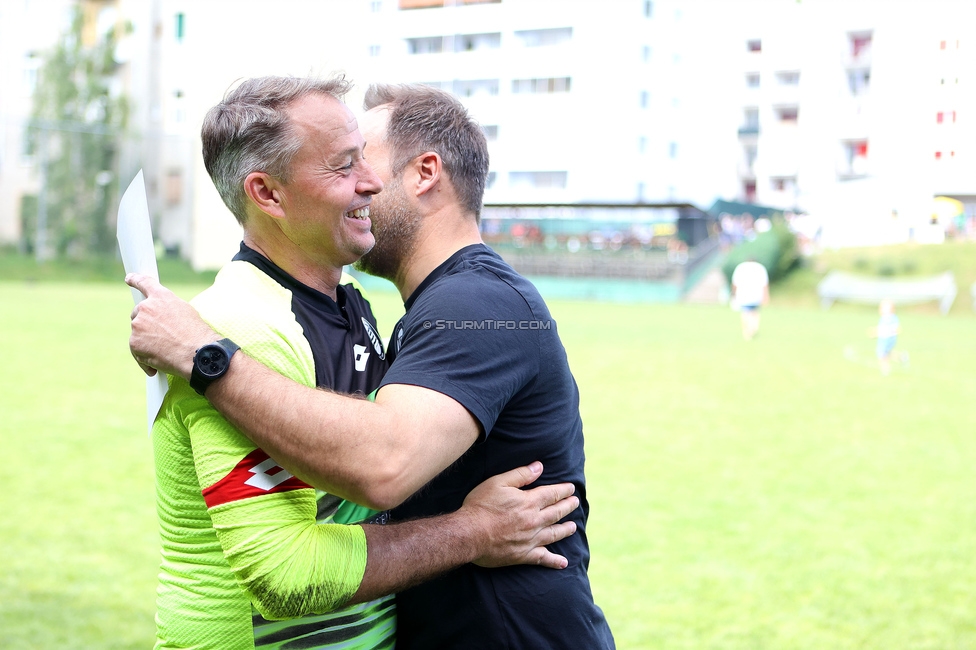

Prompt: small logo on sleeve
xmin=202 ymin=449 xmax=310 ymax=508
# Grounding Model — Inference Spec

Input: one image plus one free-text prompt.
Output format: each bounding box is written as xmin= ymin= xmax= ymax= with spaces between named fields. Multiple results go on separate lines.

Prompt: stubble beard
xmin=354 ymin=181 xmax=421 ymax=282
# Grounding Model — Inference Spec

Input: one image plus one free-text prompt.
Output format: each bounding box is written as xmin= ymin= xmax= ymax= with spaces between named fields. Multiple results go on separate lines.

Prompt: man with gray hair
xmin=136 ymin=75 xmax=580 ymax=649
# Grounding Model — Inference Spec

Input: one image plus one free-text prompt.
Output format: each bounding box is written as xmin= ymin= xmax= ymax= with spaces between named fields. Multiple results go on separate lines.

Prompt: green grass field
xmin=1 ymin=275 xmax=975 ymax=649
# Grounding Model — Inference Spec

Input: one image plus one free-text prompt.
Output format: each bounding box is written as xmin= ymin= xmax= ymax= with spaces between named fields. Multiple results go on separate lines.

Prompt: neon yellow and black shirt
xmin=152 ymin=244 xmax=394 ymax=649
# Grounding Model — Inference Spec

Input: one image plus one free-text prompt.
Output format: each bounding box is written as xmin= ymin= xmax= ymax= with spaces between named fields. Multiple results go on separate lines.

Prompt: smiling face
xmin=274 ymin=93 xmax=383 ymax=268
xmin=353 ymin=105 xmax=423 ymax=281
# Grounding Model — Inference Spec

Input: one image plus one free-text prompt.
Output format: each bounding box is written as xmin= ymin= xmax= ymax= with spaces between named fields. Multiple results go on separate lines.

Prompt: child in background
xmin=869 ymin=299 xmax=900 ymax=375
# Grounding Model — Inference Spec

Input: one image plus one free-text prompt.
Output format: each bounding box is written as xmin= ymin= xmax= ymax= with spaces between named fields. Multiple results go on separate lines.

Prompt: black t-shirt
xmin=381 ymin=244 xmax=615 ymax=649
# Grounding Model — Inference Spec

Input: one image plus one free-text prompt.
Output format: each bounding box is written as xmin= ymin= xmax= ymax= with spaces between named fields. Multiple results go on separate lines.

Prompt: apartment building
xmin=0 ymin=0 xmax=188 ymax=259
xmin=0 ymin=0 xmax=76 ymax=249
xmin=8 ymin=0 xmax=972 ymax=267
xmin=732 ymin=0 xmax=976 ymax=246
xmin=0 ymin=0 xmax=739 ymax=268
xmin=353 ymin=0 xmax=737 ymax=209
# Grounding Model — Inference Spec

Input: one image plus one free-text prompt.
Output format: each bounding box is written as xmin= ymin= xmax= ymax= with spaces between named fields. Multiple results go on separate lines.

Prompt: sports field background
xmin=1 ymin=267 xmax=974 ymax=648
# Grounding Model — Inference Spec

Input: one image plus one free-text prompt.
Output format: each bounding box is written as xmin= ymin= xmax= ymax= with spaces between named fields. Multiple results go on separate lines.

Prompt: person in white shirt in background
xmin=730 ymin=258 xmax=770 ymax=340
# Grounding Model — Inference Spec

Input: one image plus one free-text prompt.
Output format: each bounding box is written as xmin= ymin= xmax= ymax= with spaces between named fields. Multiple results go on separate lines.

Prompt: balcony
xmin=737 ymin=125 xmax=760 ymax=138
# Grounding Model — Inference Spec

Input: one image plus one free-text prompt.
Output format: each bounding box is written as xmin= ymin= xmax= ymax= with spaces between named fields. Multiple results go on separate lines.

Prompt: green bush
xmin=721 ymin=219 xmax=798 ymax=283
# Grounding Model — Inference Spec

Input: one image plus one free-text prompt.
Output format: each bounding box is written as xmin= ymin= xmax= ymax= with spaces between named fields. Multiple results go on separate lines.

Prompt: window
xmin=175 ymin=12 xmax=185 ymax=42
xmin=514 ymin=27 xmax=572 ymax=47
xmin=644 ymin=1 xmax=653 ymax=18
xmin=399 ymin=0 xmax=500 ymax=8
xmin=165 ymin=169 xmax=183 ymax=206
xmin=771 ymin=176 xmax=796 ymax=192
xmin=407 ymin=36 xmax=443 ymax=54
xmin=744 ymin=108 xmax=759 ymax=129
xmin=775 ymin=106 xmax=798 ymax=123
xmin=744 ymin=144 xmax=757 ymax=168
xmin=486 ymin=171 xmax=497 ymax=189
xmin=22 ymin=52 xmax=40 ymax=95
xmin=668 ymin=142 xmax=677 ymax=159
xmin=369 ymin=45 xmax=380 ymax=56
xmin=508 ymin=171 xmax=567 ymax=188
xmin=775 ymin=71 xmax=799 ymax=85
xmin=642 ymin=45 xmax=651 ymax=62
xmin=371 ymin=1 xmax=382 ymax=10
xmin=739 ymin=110 xmax=759 ymax=137
xmin=638 ymin=136 xmax=647 ymax=153
xmin=456 ymin=32 xmax=501 ymax=52
xmin=841 ymin=140 xmax=868 ymax=176
xmin=746 ymin=73 xmax=760 ymax=88
xmin=747 ymin=39 xmax=761 ymax=53
xmin=407 ymin=32 xmax=502 ymax=54
xmin=453 ymin=79 xmax=499 ymax=97
xmin=743 ymin=181 xmax=757 ymax=202
xmin=640 ymin=90 xmax=649 ymax=108
xmin=511 ymin=77 xmax=571 ymax=94
xmin=848 ymin=69 xmax=870 ymax=95
xmin=482 ymin=125 xmax=498 ymax=141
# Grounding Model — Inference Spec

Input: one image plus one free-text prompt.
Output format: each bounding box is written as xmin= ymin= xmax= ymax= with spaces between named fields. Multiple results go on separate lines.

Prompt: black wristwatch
xmin=190 ymin=338 xmax=241 ymax=396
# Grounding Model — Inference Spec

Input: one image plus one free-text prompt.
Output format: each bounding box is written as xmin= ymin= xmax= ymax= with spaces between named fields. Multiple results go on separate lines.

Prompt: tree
xmin=26 ymin=4 xmax=129 ymax=259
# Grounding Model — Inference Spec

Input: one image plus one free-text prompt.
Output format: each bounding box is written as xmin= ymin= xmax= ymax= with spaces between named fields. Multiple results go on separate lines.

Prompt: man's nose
xmin=358 ymin=160 xmax=384 ymax=195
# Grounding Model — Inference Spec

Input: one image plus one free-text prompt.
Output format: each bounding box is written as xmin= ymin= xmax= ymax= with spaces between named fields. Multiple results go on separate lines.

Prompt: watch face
xmin=196 ymin=346 xmax=228 ymax=378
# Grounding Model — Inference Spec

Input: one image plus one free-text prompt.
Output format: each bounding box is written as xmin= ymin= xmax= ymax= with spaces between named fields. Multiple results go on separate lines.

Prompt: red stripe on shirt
xmin=202 ymin=448 xmax=311 ymax=508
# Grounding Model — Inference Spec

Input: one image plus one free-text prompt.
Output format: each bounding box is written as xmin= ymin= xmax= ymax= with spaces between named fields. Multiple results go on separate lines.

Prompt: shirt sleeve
xmin=167 ymin=378 xmax=368 ymax=620
xmin=379 ymin=272 xmax=540 ymax=437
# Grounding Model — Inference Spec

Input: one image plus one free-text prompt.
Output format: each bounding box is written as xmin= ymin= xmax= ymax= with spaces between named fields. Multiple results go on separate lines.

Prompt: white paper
xmin=117 ymin=170 xmax=168 ymax=435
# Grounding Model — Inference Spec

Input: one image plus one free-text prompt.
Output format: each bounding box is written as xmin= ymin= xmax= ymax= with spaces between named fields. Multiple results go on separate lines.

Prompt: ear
xmin=243 ymin=172 xmax=286 ymax=219
xmin=413 ymin=152 xmax=442 ymax=197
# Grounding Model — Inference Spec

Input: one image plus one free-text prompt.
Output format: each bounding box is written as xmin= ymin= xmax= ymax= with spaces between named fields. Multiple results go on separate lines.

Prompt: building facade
xmin=353 ymin=0 xmax=737 ymax=210
xmin=3 ymin=0 xmax=974 ymax=268
xmin=730 ymin=0 xmax=976 ymax=246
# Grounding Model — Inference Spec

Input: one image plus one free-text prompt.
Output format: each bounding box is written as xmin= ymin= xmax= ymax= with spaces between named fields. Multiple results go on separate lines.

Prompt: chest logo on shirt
xmin=354 ymin=344 xmax=370 ymax=372
xmin=361 ymin=317 xmax=386 ymax=360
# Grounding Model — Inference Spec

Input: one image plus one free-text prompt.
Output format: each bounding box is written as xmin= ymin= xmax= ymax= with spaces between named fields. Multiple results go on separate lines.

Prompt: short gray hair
xmin=202 ymin=75 xmax=353 ymax=225
xmin=363 ymin=83 xmax=489 ymax=221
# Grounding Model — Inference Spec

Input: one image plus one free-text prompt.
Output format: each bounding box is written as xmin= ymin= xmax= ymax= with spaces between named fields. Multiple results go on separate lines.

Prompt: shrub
xmin=721 ymin=219 xmax=798 ymax=283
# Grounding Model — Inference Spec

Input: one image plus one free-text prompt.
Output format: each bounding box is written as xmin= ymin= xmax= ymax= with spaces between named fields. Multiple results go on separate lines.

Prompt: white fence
xmin=817 ymin=271 xmax=958 ymax=315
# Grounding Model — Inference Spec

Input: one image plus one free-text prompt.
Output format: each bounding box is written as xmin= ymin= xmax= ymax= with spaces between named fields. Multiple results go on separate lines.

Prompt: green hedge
xmin=721 ymin=219 xmax=798 ymax=283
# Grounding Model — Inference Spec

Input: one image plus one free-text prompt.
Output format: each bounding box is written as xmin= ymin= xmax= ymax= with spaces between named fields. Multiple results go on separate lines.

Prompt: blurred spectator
xmin=731 ymin=257 xmax=769 ymax=340
xmin=868 ymin=299 xmax=901 ymax=376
